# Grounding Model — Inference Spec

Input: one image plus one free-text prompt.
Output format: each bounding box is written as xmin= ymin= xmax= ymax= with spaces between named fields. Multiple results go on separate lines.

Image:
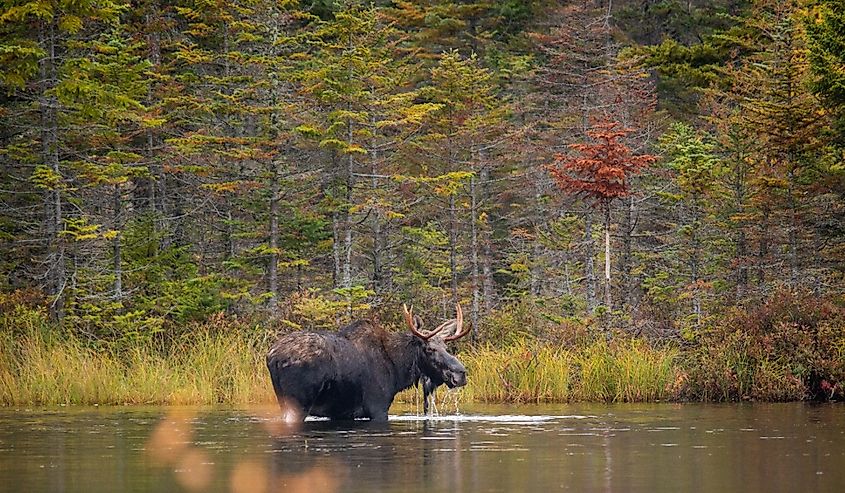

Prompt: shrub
xmin=683 ymin=290 xmax=845 ymax=401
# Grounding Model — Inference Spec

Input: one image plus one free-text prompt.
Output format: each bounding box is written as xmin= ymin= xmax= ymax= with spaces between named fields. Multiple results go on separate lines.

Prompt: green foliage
xmin=807 ymin=0 xmax=845 ymax=137
xmin=286 ymin=286 xmax=373 ymax=329
xmin=658 ymin=122 xmax=720 ymax=196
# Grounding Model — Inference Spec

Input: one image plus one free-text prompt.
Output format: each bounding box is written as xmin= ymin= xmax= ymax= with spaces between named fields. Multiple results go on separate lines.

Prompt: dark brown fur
xmin=266 ymin=320 xmax=466 ymax=421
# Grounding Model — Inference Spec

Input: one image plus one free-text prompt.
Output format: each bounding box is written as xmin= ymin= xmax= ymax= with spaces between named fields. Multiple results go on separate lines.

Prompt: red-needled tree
xmin=547 ymin=120 xmax=657 ymax=318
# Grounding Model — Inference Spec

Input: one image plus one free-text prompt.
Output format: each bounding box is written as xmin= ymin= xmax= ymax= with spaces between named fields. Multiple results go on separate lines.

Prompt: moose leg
xmin=275 ymin=396 xmax=305 ymax=423
xmin=365 ymin=402 xmax=389 ymax=422
xmin=422 ymin=377 xmax=438 ymax=416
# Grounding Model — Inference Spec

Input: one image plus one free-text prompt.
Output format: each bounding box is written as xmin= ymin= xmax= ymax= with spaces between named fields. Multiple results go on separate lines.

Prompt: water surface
xmin=1 ymin=403 xmax=843 ymax=492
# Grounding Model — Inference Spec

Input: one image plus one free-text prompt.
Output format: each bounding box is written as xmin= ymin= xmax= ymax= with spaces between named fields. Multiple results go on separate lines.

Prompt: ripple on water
xmin=388 ymin=414 xmax=595 ymax=424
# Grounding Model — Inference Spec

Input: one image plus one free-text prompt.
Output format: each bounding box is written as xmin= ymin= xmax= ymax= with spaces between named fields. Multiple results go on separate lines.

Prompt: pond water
xmin=0 ymin=403 xmax=843 ymax=492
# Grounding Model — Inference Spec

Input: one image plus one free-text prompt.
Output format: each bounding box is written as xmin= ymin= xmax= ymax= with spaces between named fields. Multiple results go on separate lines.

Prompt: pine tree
xmin=726 ymin=0 xmax=827 ymax=288
xmin=548 ymin=120 xmax=656 ymax=320
xmin=0 ymin=0 xmax=141 ymax=320
xmin=656 ymin=122 xmax=720 ymax=327
xmin=409 ymin=50 xmax=505 ymax=336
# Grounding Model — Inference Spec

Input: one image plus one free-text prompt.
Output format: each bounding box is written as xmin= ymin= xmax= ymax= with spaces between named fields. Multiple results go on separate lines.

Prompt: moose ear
xmin=412 ymin=314 xmax=424 ymax=331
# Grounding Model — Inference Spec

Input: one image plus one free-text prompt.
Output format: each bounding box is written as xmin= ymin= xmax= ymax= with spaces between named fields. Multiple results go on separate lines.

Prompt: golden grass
xmin=462 ymin=340 xmax=677 ymax=403
xmin=1 ymin=322 xmax=677 ymax=406
xmin=0 ymin=330 xmax=274 ymax=406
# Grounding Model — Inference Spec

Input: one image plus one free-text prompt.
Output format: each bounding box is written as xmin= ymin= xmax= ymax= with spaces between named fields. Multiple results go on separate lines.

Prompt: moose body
xmin=266 ymin=305 xmax=469 ymax=422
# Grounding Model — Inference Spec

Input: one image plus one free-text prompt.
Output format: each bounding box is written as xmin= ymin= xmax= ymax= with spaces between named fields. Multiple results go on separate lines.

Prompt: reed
xmin=0 ymin=329 xmax=679 ymax=406
xmin=458 ymin=342 xmax=574 ymax=403
xmin=457 ymin=340 xmax=677 ymax=404
xmin=576 ymin=340 xmax=678 ymax=402
xmin=0 ymin=329 xmax=273 ymax=406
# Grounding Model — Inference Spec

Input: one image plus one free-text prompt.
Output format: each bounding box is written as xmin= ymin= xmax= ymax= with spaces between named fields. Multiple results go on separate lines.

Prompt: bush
xmin=683 ymin=290 xmax=845 ymax=401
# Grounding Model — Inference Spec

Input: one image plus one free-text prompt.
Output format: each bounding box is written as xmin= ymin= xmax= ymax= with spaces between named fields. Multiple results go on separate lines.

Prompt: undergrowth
xmin=2 ymin=290 xmax=843 ymax=406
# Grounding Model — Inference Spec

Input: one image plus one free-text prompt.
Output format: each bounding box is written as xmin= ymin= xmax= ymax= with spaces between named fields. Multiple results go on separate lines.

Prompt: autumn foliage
xmin=546 ymin=120 xmax=657 ymax=205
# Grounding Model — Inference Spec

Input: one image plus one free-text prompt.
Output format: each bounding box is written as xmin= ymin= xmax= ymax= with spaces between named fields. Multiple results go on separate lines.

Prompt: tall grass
xmin=0 ymin=330 xmax=274 ymax=406
xmin=1 ymin=330 xmax=678 ymax=406
xmin=460 ymin=340 xmax=678 ymax=403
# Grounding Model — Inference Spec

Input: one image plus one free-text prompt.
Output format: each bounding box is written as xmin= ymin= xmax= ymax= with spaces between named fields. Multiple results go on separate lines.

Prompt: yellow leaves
xmin=758 ymin=176 xmax=788 ymax=189
xmin=0 ymin=1 xmax=54 ymax=24
xmin=278 ymin=259 xmax=309 ymax=269
xmin=201 ymin=180 xmax=261 ymax=194
xmin=345 ymin=144 xmax=367 ymax=155
xmin=328 ymin=110 xmax=365 ymax=123
xmin=399 ymin=171 xmax=473 ymax=196
xmin=377 ymin=102 xmax=444 ymax=128
xmin=174 ymin=7 xmax=202 ymax=21
xmin=236 ymin=32 xmax=262 ymax=44
xmin=172 ymin=44 xmax=213 ymax=65
xmin=60 ymin=218 xmax=114 ymax=242
xmin=30 ymin=165 xmax=62 ymax=190
xmin=58 ymin=15 xmax=82 ymax=34
xmin=141 ymin=116 xmax=166 ymax=128
xmin=295 ymin=124 xmax=321 ymax=138
xmin=318 ymin=138 xmax=344 ymax=150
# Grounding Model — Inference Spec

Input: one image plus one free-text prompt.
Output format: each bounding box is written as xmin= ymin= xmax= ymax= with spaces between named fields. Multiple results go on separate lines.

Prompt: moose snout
xmin=445 ymin=367 xmax=467 ymax=388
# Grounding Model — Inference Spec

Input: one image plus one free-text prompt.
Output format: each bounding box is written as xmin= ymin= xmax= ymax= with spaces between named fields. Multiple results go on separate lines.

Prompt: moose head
xmin=403 ymin=303 xmax=470 ymax=389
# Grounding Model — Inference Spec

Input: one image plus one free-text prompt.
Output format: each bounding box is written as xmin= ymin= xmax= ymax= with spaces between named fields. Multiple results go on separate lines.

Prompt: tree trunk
xmin=371 ymin=146 xmax=383 ymax=296
xmin=332 ymin=210 xmax=341 ymax=288
xmin=144 ymin=2 xmax=162 ymax=216
xmin=736 ymin=228 xmax=748 ymax=299
xmin=787 ymin=168 xmax=799 ymax=288
xmin=584 ymin=209 xmax=596 ymax=312
xmin=619 ymin=195 xmax=634 ymax=311
xmin=449 ymin=194 xmax=459 ymax=305
xmin=40 ymin=18 xmax=65 ymax=320
xmin=690 ymin=199 xmax=701 ymax=326
xmin=530 ymin=165 xmax=546 ymax=297
xmin=268 ymin=160 xmax=280 ymax=303
xmin=733 ymin=163 xmax=748 ymax=299
xmin=757 ymin=209 xmax=769 ymax=287
xmin=112 ymin=184 xmax=122 ymax=300
xmin=342 ymin=124 xmax=353 ymax=290
xmin=480 ymin=166 xmax=494 ymax=314
xmin=225 ymin=207 xmax=235 ymax=260
xmin=603 ymin=202 xmax=611 ymax=311
xmin=470 ymin=169 xmax=480 ymax=342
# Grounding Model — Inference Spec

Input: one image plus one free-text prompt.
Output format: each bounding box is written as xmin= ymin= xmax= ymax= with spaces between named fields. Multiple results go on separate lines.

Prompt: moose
xmin=266 ymin=304 xmax=470 ymax=421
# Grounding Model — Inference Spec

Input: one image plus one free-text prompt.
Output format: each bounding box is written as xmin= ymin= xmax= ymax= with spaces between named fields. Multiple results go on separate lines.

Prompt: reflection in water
xmin=230 ymin=460 xmax=268 ymax=493
xmin=270 ymin=458 xmax=342 ymax=493
xmin=145 ymin=408 xmax=195 ymax=466
xmin=1 ymin=403 xmax=844 ymax=493
xmin=174 ymin=448 xmax=212 ymax=492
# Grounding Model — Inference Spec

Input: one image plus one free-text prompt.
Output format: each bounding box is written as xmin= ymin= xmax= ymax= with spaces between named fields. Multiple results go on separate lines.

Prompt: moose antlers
xmin=403 ymin=303 xmax=470 ymax=342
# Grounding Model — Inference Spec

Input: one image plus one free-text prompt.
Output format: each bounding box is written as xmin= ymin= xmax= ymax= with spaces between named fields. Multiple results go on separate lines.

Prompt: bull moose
xmin=266 ymin=304 xmax=470 ymax=421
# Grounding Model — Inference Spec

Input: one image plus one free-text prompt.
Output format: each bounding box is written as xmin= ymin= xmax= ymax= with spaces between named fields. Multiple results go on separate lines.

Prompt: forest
xmin=1 ymin=0 xmax=844 ymax=405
